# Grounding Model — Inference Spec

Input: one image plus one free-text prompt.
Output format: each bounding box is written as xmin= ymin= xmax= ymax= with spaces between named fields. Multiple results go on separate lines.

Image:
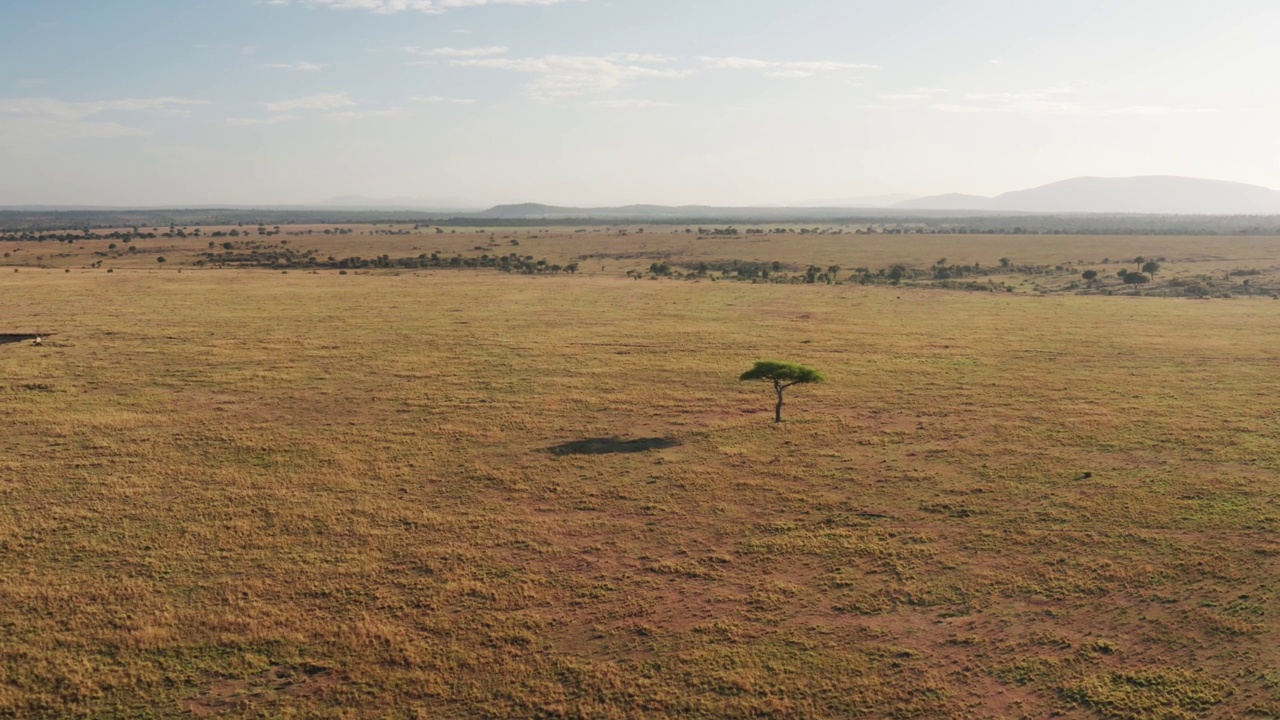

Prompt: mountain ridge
xmin=894 ymin=176 xmax=1280 ymax=214
xmin=471 ymin=203 xmax=1019 ymax=221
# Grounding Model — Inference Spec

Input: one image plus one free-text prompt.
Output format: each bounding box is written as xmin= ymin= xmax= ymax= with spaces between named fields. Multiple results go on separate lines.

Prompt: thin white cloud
xmin=406 ymin=46 xmax=507 ymax=57
xmin=879 ymin=88 xmax=945 ymax=102
xmin=0 ymin=117 xmax=148 ymax=144
xmin=412 ymin=95 xmax=477 ymax=104
xmin=327 ymin=108 xmax=402 ymax=120
xmin=962 ymin=87 xmax=1075 ymax=103
xmin=590 ymin=99 xmax=675 ymax=108
xmin=261 ymin=61 xmax=328 ymax=71
xmin=0 ymin=96 xmax=209 ymax=120
xmin=227 ymin=115 xmax=298 ymax=126
xmin=264 ymin=92 xmax=357 ymax=113
xmin=268 ymin=0 xmax=581 ymax=14
xmin=902 ymin=86 xmax=1220 ymax=116
xmin=0 ymin=96 xmax=208 ymax=144
xmin=932 ymin=100 xmax=1220 ymax=116
xmin=700 ymin=56 xmax=879 ymax=78
xmin=608 ymin=53 xmax=673 ymax=64
xmin=452 ymin=54 xmax=687 ymax=100
xmin=237 ymin=93 xmax=405 ymax=125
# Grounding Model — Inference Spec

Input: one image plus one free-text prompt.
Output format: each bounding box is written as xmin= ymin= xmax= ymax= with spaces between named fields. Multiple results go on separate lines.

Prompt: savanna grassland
xmin=2 ymin=229 xmax=1280 ymax=719
xmin=6 ymin=224 xmax=1280 ymax=296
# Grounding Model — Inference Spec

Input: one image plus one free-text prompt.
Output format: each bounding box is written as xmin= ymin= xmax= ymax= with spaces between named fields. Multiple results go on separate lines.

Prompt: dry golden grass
xmin=1 ymin=232 xmax=1279 ymax=718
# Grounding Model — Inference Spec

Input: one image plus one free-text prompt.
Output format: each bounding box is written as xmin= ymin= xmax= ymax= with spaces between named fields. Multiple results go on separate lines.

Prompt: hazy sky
xmin=1 ymin=0 xmax=1277 ymax=207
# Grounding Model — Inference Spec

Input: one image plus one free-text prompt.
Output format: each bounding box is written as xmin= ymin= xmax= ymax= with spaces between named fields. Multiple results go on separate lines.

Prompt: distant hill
xmin=477 ymin=203 xmax=750 ymax=220
xmin=317 ymin=195 xmax=484 ymax=212
xmin=472 ymin=203 xmax=1013 ymax=221
xmin=894 ymin=176 xmax=1280 ymax=214
xmin=989 ymin=176 xmax=1280 ymax=214
xmin=894 ymin=193 xmax=992 ymax=211
xmin=792 ymin=193 xmax=919 ymax=208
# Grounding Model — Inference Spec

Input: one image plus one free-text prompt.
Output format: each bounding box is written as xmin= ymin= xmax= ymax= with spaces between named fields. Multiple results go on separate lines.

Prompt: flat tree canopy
xmin=740 ymin=361 xmax=825 ymax=422
xmin=739 ymin=360 xmax=825 ymax=384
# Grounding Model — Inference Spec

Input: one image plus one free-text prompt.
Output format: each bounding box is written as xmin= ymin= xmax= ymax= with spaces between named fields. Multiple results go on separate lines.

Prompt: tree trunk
xmin=774 ymin=380 xmax=784 ymax=423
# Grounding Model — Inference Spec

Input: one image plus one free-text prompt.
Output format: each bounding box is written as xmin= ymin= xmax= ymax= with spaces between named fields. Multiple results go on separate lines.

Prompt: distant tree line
xmin=631 ymin=257 xmax=1051 ymax=290
xmin=2 ymin=230 xmax=158 ymax=243
xmin=197 ymin=244 xmax=577 ymax=274
xmin=6 ymin=209 xmax=1280 ymax=235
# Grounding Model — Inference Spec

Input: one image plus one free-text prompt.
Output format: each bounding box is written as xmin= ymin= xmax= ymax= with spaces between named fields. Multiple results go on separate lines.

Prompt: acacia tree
xmin=740 ymin=360 xmax=825 ymax=423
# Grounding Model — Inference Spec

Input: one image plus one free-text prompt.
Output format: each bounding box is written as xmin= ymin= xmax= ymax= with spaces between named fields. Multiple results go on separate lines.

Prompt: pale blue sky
xmin=1 ymin=0 xmax=1277 ymax=207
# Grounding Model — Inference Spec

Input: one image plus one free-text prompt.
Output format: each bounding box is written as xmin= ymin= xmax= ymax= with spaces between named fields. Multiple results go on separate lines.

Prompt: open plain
xmin=2 ymin=230 xmax=1279 ymax=718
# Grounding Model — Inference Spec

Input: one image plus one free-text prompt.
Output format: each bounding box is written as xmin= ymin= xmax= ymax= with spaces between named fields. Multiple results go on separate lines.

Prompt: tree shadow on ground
xmin=0 ymin=334 xmax=40 ymax=346
xmin=546 ymin=437 xmax=678 ymax=457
